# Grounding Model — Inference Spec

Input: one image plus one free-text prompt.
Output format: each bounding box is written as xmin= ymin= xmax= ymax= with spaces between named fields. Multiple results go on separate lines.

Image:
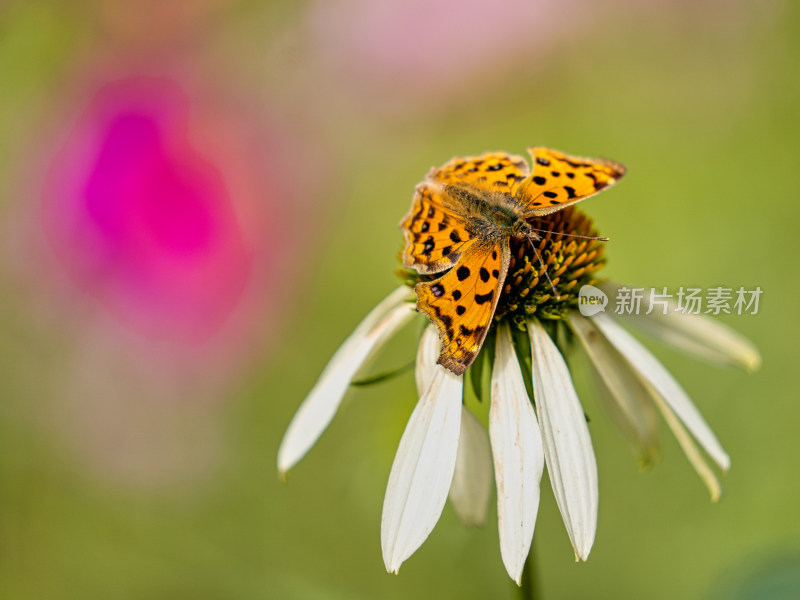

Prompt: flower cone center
xmin=398 ymin=207 xmax=607 ymax=327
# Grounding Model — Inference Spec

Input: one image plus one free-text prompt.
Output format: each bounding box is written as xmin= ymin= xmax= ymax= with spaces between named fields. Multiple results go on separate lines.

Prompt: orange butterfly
xmin=400 ymin=147 xmax=625 ymax=376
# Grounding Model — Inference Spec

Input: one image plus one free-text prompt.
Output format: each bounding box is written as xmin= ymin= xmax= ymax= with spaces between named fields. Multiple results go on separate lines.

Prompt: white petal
xmin=568 ymin=312 xmax=659 ymax=461
xmin=415 ymin=325 xmax=440 ymax=395
xmin=600 ymin=282 xmax=761 ymax=372
xmin=418 ymin=325 xmax=493 ymax=527
xmin=571 ymin=312 xmax=722 ymax=499
xmin=448 ymin=407 xmax=493 ymax=528
xmin=591 ymin=312 xmax=730 ymax=471
xmin=529 ymin=319 xmax=598 ymax=561
xmin=278 ymin=287 xmax=414 ymax=474
xmin=490 ymin=323 xmax=544 ymax=584
xmin=381 ymin=366 xmax=463 ymax=573
xmin=650 ymin=392 xmax=723 ymax=500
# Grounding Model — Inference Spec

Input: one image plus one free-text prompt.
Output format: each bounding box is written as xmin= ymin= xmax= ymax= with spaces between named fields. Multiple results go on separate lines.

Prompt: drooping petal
xmin=278 ymin=287 xmax=414 ymax=474
xmin=417 ymin=325 xmax=493 ymax=527
xmin=568 ymin=312 xmax=659 ymax=462
xmin=490 ymin=323 xmax=544 ymax=584
xmin=571 ymin=312 xmax=722 ymax=499
xmin=449 ymin=407 xmax=493 ymax=527
xmin=415 ymin=325 xmax=440 ymax=395
xmin=591 ymin=312 xmax=730 ymax=471
xmin=529 ymin=319 xmax=598 ymax=561
xmin=600 ymin=282 xmax=761 ymax=372
xmin=381 ymin=366 xmax=463 ymax=573
xmin=650 ymin=392 xmax=722 ymax=500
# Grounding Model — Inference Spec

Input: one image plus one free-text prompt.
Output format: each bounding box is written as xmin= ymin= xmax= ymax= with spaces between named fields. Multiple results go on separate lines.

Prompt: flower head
xmin=278 ymin=173 xmax=760 ymax=585
xmin=399 ymin=206 xmax=607 ymax=325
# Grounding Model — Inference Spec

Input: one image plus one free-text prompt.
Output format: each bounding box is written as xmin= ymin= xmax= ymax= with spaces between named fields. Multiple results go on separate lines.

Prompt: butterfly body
xmin=441 ymin=184 xmax=539 ymax=244
xmin=401 ymin=147 xmax=625 ymax=375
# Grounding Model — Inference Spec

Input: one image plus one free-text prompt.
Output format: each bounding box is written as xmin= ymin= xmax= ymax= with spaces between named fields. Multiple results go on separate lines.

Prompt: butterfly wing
xmin=515 ymin=147 xmax=626 ymax=216
xmin=428 ymin=151 xmax=530 ymax=196
xmin=400 ymin=182 xmax=478 ymax=274
xmin=415 ymin=240 xmax=510 ymax=375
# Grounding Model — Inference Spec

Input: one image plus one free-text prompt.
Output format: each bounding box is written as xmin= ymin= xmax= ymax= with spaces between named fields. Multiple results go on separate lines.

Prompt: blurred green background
xmin=1 ymin=1 xmax=798 ymax=599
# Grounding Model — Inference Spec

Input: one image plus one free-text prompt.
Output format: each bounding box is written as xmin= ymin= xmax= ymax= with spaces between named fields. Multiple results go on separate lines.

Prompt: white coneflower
xmin=278 ymin=207 xmax=760 ymax=585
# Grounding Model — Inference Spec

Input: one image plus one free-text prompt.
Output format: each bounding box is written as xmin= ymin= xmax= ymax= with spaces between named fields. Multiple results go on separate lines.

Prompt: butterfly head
xmin=510 ymin=218 xmax=539 ymax=242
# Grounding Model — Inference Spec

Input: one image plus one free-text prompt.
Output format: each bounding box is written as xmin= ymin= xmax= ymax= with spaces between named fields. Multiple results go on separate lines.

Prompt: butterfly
xmin=400 ymin=147 xmax=625 ymax=376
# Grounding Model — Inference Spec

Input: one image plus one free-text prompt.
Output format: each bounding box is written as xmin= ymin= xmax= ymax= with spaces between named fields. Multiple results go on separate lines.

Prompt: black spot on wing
xmin=564 ymin=186 xmax=577 ymax=199
xmin=536 ymin=157 xmax=551 ymax=166
xmin=456 ymin=305 xmax=466 ymax=315
xmin=452 ymin=290 xmax=462 ymax=300
xmin=449 ymin=230 xmax=462 ymax=243
xmin=543 ymin=191 xmax=558 ymax=199
xmin=479 ymin=268 xmax=490 ymax=282
xmin=533 ymin=176 xmax=546 ymax=185
xmin=457 ymin=266 xmax=471 ymax=281
xmin=431 ymin=283 xmax=445 ymax=297
xmin=475 ymin=291 xmax=494 ymax=305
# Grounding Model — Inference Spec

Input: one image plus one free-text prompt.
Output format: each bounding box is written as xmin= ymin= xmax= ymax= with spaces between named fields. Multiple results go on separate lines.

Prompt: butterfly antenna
xmin=531 ymin=228 xmax=609 ymax=241
xmin=527 ymin=236 xmax=560 ymax=300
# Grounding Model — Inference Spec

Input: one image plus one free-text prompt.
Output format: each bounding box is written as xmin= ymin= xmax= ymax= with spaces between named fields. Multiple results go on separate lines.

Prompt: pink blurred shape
xmin=27 ymin=74 xmax=317 ymax=487
xmin=44 ymin=78 xmax=250 ymax=345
